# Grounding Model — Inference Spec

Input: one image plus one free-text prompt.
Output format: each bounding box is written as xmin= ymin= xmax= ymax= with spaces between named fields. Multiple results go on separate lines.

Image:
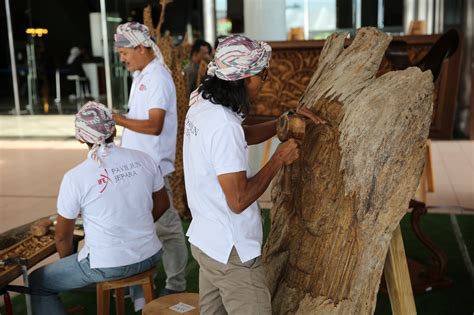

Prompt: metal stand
xmin=25 ymin=42 xmax=38 ymax=115
xmin=54 ymin=69 xmax=62 ymax=114
xmin=0 ymin=258 xmax=32 ymax=315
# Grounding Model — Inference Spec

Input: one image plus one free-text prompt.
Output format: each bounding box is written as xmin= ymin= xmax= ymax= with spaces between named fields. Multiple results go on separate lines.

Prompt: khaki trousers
xmin=191 ymin=244 xmax=271 ymax=315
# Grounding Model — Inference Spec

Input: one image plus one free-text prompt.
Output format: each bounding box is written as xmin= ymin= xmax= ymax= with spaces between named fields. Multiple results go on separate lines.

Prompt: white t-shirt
xmin=57 ymin=144 xmax=164 ymax=268
xmin=183 ymin=95 xmax=262 ymax=264
xmin=121 ymin=58 xmax=177 ymax=176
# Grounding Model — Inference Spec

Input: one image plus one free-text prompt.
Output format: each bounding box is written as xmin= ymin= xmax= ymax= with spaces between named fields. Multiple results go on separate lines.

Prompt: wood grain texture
xmin=262 ymin=27 xmax=434 ymax=315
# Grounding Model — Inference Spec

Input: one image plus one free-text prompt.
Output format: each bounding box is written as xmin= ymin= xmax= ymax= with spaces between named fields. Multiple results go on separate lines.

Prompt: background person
xmin=66 ymin=46 xmax=91 ymax=99
xmin=185 ymin=39 xmax=212 ymax=93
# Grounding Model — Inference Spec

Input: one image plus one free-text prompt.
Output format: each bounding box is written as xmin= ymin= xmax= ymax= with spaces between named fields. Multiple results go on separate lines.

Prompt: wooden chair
xmin=96 ymin=268 xmax=155 ymax=315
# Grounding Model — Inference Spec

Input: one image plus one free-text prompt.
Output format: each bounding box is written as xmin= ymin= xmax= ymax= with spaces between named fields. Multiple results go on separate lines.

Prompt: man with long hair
xmin=183 ymin=35 xmax=301 ymax=314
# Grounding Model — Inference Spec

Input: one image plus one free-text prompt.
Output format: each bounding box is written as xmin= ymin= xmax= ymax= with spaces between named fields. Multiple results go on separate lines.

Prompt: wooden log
xmin=263 ymin=27 xmax=434 ymax=314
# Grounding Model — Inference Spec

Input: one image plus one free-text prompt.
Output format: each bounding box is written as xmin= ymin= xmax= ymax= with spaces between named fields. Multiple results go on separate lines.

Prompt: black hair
xmin=214 ymin=35 xmax=227 ymax=50
xmin=198 ymin=75 xmax=251 ymax=116
xmin=191 ymin=39 xmax=212 ymax=57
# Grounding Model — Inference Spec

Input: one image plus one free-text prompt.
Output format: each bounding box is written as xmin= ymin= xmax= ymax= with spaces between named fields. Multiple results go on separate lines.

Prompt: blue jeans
xmin=29 ymin=250 xmax=162 ymax=315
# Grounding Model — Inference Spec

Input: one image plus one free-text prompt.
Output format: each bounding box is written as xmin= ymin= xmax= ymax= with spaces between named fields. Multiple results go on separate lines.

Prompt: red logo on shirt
xmin=97 ymin=169 xmax=112 ymax=193
xmin=139 ymin=83 xmax=146 ymax=91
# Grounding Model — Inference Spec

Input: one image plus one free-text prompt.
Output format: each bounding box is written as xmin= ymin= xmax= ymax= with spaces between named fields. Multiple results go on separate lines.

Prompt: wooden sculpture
xmin=144 ymin=1 xmax=191 ymax=217
xmin=263 ymin=27 xmax=434 ymax=314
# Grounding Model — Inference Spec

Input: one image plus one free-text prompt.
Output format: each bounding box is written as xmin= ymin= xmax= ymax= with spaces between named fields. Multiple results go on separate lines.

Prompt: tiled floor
xmin=0 ymin=115 xmax=122 ymax=139
xmin=0 ymin=140 xmax=86 ymax=232
xmin=427 ymin=141 xmax=474 ymax=213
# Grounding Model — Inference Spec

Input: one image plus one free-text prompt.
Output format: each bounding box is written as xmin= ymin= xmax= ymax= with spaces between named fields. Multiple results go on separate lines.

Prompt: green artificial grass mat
xmin=2 ymin=212 xmax=473 ymax=314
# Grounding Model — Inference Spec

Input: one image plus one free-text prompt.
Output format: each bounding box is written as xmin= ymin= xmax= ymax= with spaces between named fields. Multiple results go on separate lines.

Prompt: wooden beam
xmin=384 ymin=225 xmax=417 ymax=315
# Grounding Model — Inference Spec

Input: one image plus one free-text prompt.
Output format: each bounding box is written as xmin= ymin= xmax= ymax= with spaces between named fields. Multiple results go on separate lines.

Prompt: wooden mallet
xmin=277 ymin=111 xmax=305 ymax=195
xmin=276 ymin=107 xmax=326 ymax=194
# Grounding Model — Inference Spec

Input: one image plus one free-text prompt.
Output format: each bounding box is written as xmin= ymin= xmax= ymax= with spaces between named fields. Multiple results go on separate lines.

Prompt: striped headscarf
xmin=114 ymin=22 xmax=170 ymax=73
xmin=75 ymin=102 xmax=116 ymax=166
xmin=207 ymin=35 xmax=271 ymax=81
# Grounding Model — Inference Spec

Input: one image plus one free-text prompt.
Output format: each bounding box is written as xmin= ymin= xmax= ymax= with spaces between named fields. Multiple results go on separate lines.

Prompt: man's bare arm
xmin=242 ymin=119 xmax=278 ymax=145
xmin=218 ymin=139 xmax=299 ymax=213
xmin=114 ymin=108 xmax=166 ymax=135
xmin=55 ymin=215 xmax=76 ymax=258
xmin=152 ymin=187 xmax=170 ymax=222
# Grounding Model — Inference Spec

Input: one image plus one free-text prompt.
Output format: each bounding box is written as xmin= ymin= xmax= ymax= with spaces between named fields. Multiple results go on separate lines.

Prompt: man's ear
xmin=137 ymin=45 xmax=146 ymax=55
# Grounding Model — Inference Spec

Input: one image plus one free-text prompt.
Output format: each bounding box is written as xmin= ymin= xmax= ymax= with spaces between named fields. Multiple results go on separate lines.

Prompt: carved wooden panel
xmin=253 ymin=47 xmax=322 ymax=116
xmin=252 ymin=35 xmax=463 ymax=139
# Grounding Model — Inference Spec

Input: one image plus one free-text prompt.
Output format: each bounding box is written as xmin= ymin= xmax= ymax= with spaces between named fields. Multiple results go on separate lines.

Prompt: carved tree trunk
xmin=263 ymin=28 xmax=434 ymax=315
xmin=144 ymin=5 xmax=192 ymax=217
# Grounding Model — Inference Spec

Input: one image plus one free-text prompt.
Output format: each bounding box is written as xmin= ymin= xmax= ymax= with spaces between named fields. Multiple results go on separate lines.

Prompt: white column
xmin=5 ymin=0 xmax=21 ymax=115
xmin=203 ymin=0 xmax=216 ymax=45
xmin=303 ymin=0 xmax=310 ymax=39
xmin=434 ymin=0 xmax=444 ymax=34
xmin=403 ymin=0 xmax=417 ymax=34
xmin=426 ymin=0 xmax=434 ymax=34
xmin=417 ymin=0 xmax=427 ymax=23
xmin=354 ymin=0 xmax=362 ymax=29
xmin=244 ymin=0 xmax=286 ymax=41
xmin=377 ymin=0 xmax=385 ymax=29
xmin=100 ymin=0 xmax=113 ymax=110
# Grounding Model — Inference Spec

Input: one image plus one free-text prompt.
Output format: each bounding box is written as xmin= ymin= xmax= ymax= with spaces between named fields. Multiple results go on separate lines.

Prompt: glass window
xmin=286 ymin=0 xmax=403 ymax=40
xmin=308 ymin=0 xmax=337 ymax=39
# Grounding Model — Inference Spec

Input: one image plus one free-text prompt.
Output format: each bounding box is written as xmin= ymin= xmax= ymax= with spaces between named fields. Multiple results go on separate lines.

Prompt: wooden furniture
xmin=250 ymin=34 xmax=463 ymax=140
xmin=0 ymin=217 xmax=82 ymax=289
xmin=0 ymin=235 xmax=56 ymax=289
xmin=407 ymin=199 xmax=453 ymax=292
xmin=142 ymin=292 xmax=200 ymax=315
xmin=96 ymin=268 xmax=155 ymax=315
xmin=1 ymin=218 xmax=83 ymax=315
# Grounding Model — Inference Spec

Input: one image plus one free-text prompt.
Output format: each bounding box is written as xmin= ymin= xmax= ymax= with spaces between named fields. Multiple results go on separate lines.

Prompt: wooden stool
xmin=143 ymin=293 xmax=200 ymax=315
xmin=96 ymin=268 xmax=155 ymax=315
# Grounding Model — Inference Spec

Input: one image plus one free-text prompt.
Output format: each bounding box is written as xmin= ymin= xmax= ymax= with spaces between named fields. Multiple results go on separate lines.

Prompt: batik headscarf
xmin=114 ymin=22 xmax=170 ymax=73
xmin=75 ymin=102 xmax=115 ymax=166
xmin=207 ymin=35 xmax=271 ymax=81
